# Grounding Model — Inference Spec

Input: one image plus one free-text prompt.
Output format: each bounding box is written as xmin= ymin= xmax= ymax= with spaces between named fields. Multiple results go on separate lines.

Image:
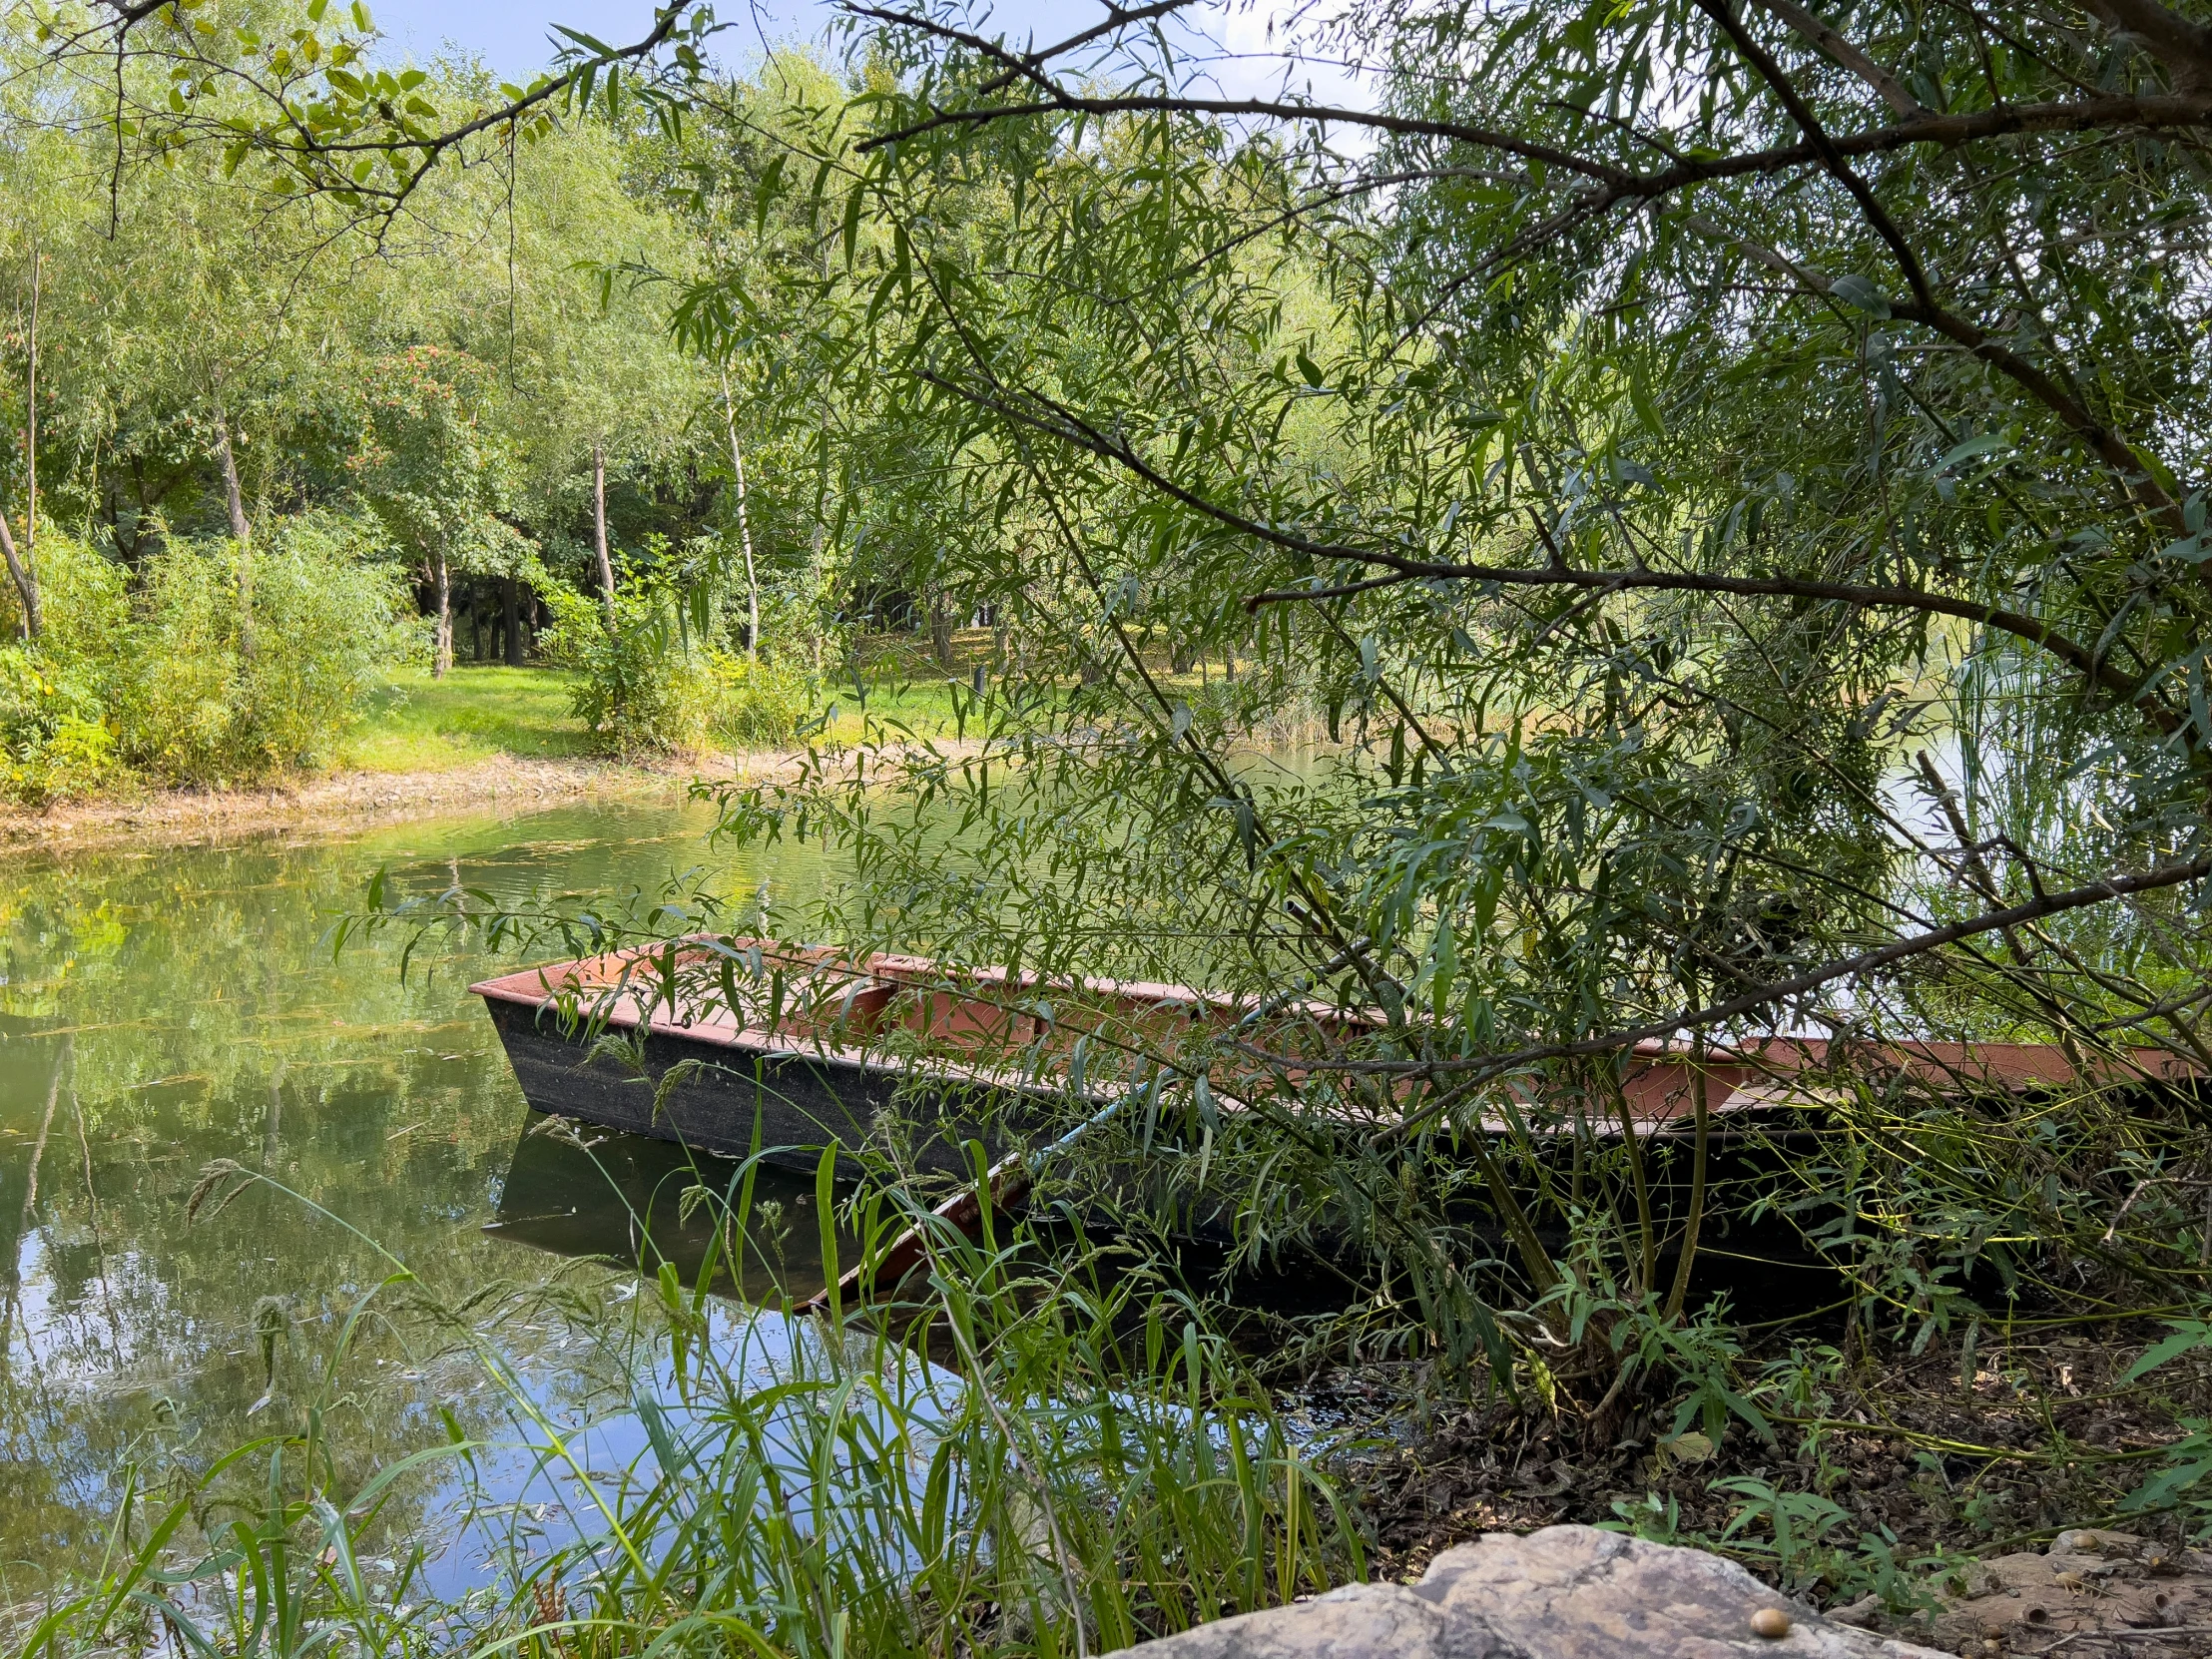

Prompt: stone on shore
xmin=1132 ymin=1524 xmax=1950 ymax=1658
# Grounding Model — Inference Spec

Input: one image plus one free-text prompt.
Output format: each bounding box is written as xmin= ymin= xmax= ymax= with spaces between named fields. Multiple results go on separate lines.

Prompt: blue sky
xmin=362 ymin=0 xmax=1114 ymax=80
xmin=358 ymin=0 xmax=1368 ymax=115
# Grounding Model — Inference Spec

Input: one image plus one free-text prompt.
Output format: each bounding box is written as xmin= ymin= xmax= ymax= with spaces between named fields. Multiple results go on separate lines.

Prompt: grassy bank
xmin=12 ymin=1164 xmax=1353 ymax=1659
xmin=345 ymin=665 xmax=596 ymax=772
xmin=13 ymin=629 xmax=1230 ymax=812
xmin=320 ymin=647 xmax=979 ymax=776
xmin=22 ymin=1150 xmax=2212 ymax=1659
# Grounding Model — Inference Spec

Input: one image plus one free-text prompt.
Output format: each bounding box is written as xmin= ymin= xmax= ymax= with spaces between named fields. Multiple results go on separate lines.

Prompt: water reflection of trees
xmin=0 ymin=804 xmax=767 ymax=1589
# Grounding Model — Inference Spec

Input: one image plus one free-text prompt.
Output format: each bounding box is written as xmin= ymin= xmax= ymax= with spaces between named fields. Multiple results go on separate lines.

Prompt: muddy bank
xmin=0 ymin=752 xmax=767 ymax=853
xmin=1306 ymin=1321 xmax=2212 ymax=1654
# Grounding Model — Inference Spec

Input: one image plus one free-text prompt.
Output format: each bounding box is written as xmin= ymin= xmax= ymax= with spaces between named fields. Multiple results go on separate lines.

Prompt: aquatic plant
xmin=10 ymin=1140 xmax=1357 ymax=1659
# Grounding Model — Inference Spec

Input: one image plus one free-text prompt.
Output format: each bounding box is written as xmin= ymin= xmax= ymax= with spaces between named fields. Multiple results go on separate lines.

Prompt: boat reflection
xmin=486 ymin=1115 xmax=846 ymax=1306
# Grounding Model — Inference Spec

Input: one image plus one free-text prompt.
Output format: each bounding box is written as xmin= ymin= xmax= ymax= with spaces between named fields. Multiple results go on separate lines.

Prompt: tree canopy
xmin=27 ymin=0 xmax=2212 ymax=1379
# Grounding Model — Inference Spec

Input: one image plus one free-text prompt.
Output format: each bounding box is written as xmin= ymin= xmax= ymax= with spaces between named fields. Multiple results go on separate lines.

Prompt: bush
xmin=712 ymin=650 xmax=814 ymax=748
xmin=540 ymin=584 xmax=709 ymax=755
xmin=0 ymin=518 xmax=408 ymax=802
xmin=542 ymin=585 xmax=815 ymax=757
xmin=0 ymin=537 xmax=128 ymax=804
xmin=0 ymin=646 xmax=117 ymax=804
xmin=116 ymin=520 xmax=406 ymax=787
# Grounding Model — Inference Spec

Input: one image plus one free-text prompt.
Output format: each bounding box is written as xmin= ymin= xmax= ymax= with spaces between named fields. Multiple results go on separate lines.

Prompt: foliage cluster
xmin=28 ymin=0 xmax=2212 ymax=1644
xmin=0 ymin=522 xmax=405 ymax=799
xmin=538 ymin=579 xmax=817 ymax=756
xmin=0 ymin=26 xmax=886 ymax=725
xmin=625 ymin=0 xmax=2212 ymax=1416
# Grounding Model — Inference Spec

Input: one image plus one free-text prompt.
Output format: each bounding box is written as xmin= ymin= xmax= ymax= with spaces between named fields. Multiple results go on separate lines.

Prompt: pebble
xmin=1750 ymin=1606 xmax=1792 ymax=1639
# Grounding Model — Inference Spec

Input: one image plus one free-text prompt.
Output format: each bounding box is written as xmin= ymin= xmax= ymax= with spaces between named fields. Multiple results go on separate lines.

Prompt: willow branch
xmin=918 ymin=370 xmax=2172 ymax=733
xmin=1362 ymin=850 xmax=2212 ymax=1143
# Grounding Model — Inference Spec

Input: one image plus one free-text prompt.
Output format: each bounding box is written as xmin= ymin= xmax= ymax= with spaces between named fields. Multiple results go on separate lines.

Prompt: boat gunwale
xmin=472 ymin=939 xmax=2202 ymax=1140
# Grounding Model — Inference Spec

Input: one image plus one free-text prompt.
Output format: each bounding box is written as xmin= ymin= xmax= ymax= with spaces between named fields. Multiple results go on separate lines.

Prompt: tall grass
xmin=10 ymin=1132 xmax=1362 ymax=1659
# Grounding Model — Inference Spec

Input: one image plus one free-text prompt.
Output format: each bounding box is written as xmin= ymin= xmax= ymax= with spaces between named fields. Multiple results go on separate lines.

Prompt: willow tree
xmin=66 ymin=0 xmax=2212 ymax=1384
xmin=608 ymin=0 xmax=2212 ymax=1383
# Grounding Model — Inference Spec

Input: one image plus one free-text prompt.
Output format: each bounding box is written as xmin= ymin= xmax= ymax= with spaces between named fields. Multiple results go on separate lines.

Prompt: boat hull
xmin=479 ymin=994 xmax=1019 ymax=1178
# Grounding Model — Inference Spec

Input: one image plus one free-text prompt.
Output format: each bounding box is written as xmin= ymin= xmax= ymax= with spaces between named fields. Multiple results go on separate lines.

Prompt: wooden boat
xmin=473 ymin=938 xmax=2206 ymax=1310
xmin=471 ymin=935 xmax=1365 ymax=1179
xmin=472 ymin=936 xmax=2197 ymax=1176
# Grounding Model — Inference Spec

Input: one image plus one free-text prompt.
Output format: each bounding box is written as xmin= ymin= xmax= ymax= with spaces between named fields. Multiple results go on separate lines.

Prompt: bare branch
xmin=861 ymin=90 xmax=1639 ymax=183
xmin=2083 ymin=0 xmax=2212 ymax=93
xmin=1696 ymin=0 xmax=1937 ymax=306
xmin=1752 ymin=0 xmax=1925 ymax=116
xmin=857 ymin=79 xmax=2212 ymax=185
xmin=835 ymin=0 xmax=1201 ymax=99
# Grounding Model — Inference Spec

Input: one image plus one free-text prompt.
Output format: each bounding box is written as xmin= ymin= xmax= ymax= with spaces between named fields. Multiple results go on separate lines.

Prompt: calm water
xmin=0 ymin=798 xmax=847 ymax=1594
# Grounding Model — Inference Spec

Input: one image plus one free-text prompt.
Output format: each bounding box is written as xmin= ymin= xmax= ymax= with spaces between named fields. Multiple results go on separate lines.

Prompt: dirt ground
xmin=1309 ymin=1321 xmax=2212 ymax=1655
xmin=0 ymin=751 xmax=782 ymax=854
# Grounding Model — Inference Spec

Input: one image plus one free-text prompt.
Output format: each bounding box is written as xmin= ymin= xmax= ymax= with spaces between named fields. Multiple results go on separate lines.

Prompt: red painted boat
xmin=472 ymin=936 xmax=2193 ymax=1174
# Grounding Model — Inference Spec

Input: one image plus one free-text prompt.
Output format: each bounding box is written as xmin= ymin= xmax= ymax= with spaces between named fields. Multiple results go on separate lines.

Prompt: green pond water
xmin=0 ymin=797 xmax=845 ymax=1594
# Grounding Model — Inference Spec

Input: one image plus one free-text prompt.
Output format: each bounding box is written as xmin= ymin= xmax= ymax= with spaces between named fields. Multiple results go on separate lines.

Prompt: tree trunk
xmin=433 ymin=552 xmax=452 ymax=679
xmin=24 ymin=248 xmax=37 ymax=562
xmin=504 ymin=576 xmax=524 ymax=666
xmin=721 ymin=363 xmax=761 ymax=661
xmin=592 ymin=440 xmax=617 ymax=628
xmin=0 ymin=510 xmax=38 ymax=641
xmin=211 ymin=401 xmax=255 ymax=660
xmin=8 ymin=250 xmax=39 ymax=644
xmin=808 ymin=520 xmax=826 ymax=678
xmin=928 ymin=594 xmax=955 ymax=672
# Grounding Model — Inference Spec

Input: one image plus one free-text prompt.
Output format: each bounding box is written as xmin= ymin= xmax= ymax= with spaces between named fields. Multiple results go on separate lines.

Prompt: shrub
xmin=0 ymin=537 xmax=129 ymax=804
xmin=0 ymin=524 xmax=404 ymax=799
xmin=541 ymin=584 xmax=725 ymax=757
xmin=542 ymin=584 xmax=822 ymax=757
xmin=712 ymin=650 xmax=814 ymax=748
xmin=118 ymin=518 xmax=407 ymax=787
xmin=0 ymin=645 xmax=117 ymax=804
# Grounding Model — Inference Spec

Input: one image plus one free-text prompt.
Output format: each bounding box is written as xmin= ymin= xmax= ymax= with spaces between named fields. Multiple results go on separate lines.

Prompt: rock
xmin=1122 ymin=1581 xmax=1469 ymax=1659
xmin=1829 ymin=1596 xmax=1886 ymax=1630
xmin=1133 ymin=1525 xmax=1949 ymax=1657
xmin=1919 ymin=1528 xmax=2212 ymax=1655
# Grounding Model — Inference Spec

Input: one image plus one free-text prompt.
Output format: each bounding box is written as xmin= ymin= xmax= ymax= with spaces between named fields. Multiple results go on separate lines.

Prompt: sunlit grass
xmin=337 ymin=631 xmax=1239 ymax=772
xmin=344 ymin=666 xmax=595 ymax=772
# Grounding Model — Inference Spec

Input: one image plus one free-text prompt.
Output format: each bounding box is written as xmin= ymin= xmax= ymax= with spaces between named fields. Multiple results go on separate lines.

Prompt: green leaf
xmin=2127 ymin=1322 xmax=2212 ymax=1382
xmin=841 ymin=181 xmax=864 ymax=269
xmin=1941 ymin=433 xmax=2008 ymax=469
xmin=1829 ymin=275 xmax=1891 ymax=317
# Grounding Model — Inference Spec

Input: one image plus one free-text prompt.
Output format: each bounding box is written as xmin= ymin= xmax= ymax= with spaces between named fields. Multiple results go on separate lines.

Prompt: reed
xmin=10 ymin=1140 xmax=1361 ymax=1659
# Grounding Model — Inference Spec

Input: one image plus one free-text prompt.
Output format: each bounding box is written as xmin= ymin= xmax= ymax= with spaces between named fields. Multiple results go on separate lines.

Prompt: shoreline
xmin=0 ymin=751 xmax=765 ymax=855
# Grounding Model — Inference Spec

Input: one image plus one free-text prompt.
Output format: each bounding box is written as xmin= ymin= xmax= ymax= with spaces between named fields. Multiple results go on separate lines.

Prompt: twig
xmin=2029 ymin=1627 xmax=2212 ymax=1653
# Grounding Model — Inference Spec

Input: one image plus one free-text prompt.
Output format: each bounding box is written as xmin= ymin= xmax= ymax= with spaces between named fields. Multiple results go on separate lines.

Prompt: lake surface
xmin=0 ymin=796 xmax=847 ymax=1596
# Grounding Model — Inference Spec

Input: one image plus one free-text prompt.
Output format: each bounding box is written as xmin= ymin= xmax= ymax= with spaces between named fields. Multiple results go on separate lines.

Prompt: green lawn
xmin=338 ymin=638 xmax=1069 ymax=776
xmin=344 ymin=665 xmax=594 ymax=773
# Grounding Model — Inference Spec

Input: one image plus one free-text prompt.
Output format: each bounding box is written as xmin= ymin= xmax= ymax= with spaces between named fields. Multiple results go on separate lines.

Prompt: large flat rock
xmin=1134 ymin=1525 xmax=1949 ymax=1658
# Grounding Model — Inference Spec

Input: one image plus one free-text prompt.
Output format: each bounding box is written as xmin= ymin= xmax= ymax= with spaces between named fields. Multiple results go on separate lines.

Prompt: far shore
xmin=0 ymin=751 xmax=753 ymax=855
